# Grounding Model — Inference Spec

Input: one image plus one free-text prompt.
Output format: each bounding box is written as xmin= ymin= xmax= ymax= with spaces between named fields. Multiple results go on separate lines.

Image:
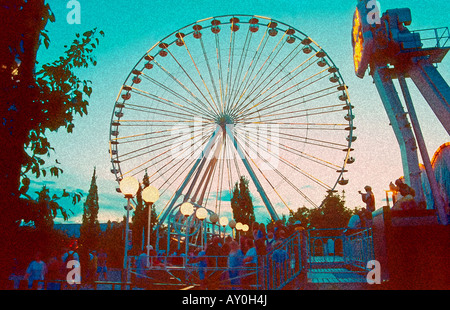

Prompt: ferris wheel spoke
xmin=233 ymin=42 xmax=306 ymax=115
xmin=117 ymin=125 xmax=214 ymax=162
xmin=127 ymin=85 xmax=210 ymax=119
xmin=139 ymin=73 xmax=212 ymax=118
xmin=119 ymin=132 xmax=196 ymax=166
xmin=244 ymin=126 xmax=346 ymax=152
xmin=153 ymin=59 xmax=217 ymax=119
xmin=173 ymin=40 xmax=221 ymax=115
xmin=238 ymin=130 xmax=332 ymax=190
xmin=223 ymin=27 xmax=237 ymax=114
xmin=252 ymin=68 xmax=333 ymax=114
xmin=238 ymin=65 xmax=332 ymax=120
xmin=111 ymin=124 xmax=216 ymax=145
xmin=199 ymin=36 xmax=222 ymax=112
xmin=232 ymin=50 xmax=319 ymax=118
xmin=226 ymin=27 xmax=270 ymax=115
xmin=121 ymin=127 xmax=214 ymax=176
xmin=246 ymin=76 xmax=339 ymax=117
xmin=235 ymin=131 xmax=320 ymax=208
xmin=239 ymin=100 xmax=344 ymax=124
xmin=122 ymin=104 xmax=198 ymax=122
xmin=111 ymin=126 xmax=185 ymax=144
xmin=238 ymin=127 xmax=342 ymax=169
xmin=230 ymin=34 xmax=290 ymax=113
xmin=233 ymin=133 xmax=293 ymax=212
xmin=213 ymin=32 xmax=226 ymax=113
xmin=131 ymin=133 xmax=214 ymax=190
xmin=237 ymin=86 xmax=342 ymax=123
xmin=229 ymin=30 xmax=289 ymax=114
xmin=226 ymin=27 xmax=253 ymax=114
xmin=153 ymin=134 xmax=212 ymax=191
xmin=225 ymin=26 xmax=272 ymax=115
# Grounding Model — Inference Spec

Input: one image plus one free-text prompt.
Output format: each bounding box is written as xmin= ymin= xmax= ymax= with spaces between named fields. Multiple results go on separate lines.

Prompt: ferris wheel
xmin=109 ymin=14 xmax=355 ymax=224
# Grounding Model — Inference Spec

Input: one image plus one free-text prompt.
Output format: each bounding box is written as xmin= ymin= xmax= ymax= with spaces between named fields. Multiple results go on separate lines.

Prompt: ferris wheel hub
xmin=215 ymin=113 xmax=236 ymax=129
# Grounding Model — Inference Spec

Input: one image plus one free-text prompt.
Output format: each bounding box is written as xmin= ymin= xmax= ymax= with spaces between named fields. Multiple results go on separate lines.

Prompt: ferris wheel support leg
xmin=398 ymin=74 xmax=448 ymax=224
xmin=225 ymin=124 xmax=280 ymax=222
xmin=155 ymin=127 xmax=221 ymax=232
xmin=372 ymin=67 xmax=425 ymax=205
xmin=407 ymin=58 xmax=450 ymax=136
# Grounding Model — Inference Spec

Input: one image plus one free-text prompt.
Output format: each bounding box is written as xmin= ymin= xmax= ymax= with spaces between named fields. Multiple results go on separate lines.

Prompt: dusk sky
xmin=30 ymin=0 xmax=450 ymax=226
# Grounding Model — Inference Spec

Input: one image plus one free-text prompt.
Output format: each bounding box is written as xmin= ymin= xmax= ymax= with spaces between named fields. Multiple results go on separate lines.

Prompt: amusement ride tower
xmin=352 ymin=0 xmax=449 ymax=225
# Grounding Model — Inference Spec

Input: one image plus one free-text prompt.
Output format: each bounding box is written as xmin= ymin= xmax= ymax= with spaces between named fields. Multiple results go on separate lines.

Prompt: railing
xmin=344 ymin=228 xmax=375 ymax=270
xmin=411 ymin=27 xmax=450 ymax=49
xmin=128 ymin=231 xmax=304 ymax=290
xmin=261 ymin=230 xmax=304 ymax=290
xmin=307 ymin=228 xmax=374 ymax=272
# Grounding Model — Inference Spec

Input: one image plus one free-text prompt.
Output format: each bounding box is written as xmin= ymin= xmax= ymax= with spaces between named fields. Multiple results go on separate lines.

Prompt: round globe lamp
xmin=209 ymin=213 xmax=219 ymax=224
xmin=119 ymin=176 xmax=139 ymax=198
xmin=228 ymin=219 xmax=236 ymax=229
xmin=142 ymin=186 xmax=160 ymax=203
xmin=219 ymin=216 xmax=229 ymax=227
xmin=196 ymin=207 xmax=208 ymax=220
xmin=180 ymin=202 xmax=194 ymax=217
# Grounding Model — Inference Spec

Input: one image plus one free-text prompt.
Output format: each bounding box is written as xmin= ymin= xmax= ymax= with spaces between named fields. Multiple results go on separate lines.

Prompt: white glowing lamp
xmin=219 ymin=216 xmax=229 ymax=227
xmin=142 ymin=186 xmax=159 ymax=203
xmin=196 ymin=208 xmax=208 ymax=220
xmin=180 ymin=202 xmax=194 ymax=217
xmin=119 ymin=177 xmax=139 ymax=198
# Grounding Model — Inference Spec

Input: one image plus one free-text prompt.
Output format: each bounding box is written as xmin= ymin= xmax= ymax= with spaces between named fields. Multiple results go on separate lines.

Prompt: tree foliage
xmin=287 ymin=193 xmax=355 ymax=230
xmin=0 ymin=0 xmax=104 ymax=229
xmin=79 ymin=168 xmax=101 ymax=252
xmin=0 ymin=1 xmax=103 ymax=283
xmin=231 ymin=176 xmax=256 ymax=227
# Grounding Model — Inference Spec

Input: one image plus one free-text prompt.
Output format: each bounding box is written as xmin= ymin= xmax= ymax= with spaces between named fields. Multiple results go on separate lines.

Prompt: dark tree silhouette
xmin=79 ymin=168 xmax=101 ymax=252
xmin=231 ymin=176 xmax=256 ymax=232
xmin=0 ymin=1 xmax=103 ymax=283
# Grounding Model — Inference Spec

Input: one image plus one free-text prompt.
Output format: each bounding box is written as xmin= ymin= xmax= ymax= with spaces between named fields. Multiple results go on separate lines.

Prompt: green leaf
xmin=67 ymin=123 xmax=75 ymax=133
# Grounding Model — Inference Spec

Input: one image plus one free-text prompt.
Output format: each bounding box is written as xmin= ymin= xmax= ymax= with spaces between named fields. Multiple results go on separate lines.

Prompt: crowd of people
xmin=10 ymin=246 xmax=109 ymax=290
xmin=11 ymin=220 xmax=305 ymax=290
xmin=132 ymin=220 xmax=305 ymax=289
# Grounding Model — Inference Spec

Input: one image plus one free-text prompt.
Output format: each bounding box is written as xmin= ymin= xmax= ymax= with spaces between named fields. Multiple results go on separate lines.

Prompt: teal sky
xmin=31 ymin=0 xmax=450 ymax=225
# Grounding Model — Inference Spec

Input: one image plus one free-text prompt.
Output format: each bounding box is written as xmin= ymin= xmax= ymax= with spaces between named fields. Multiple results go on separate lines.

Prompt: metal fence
xmin=128 ymin=231 xmax=304 ymax=290
xmin=307 ymin=228 xmax=374 ymax=272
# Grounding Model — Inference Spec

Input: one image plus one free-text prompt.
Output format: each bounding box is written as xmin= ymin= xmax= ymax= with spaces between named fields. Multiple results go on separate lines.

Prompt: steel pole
xmin=146 ymin=202 xmax=153 ymax=267
xmin=123 ymin=197 xmax=131 ymax=282
xmin=398 ymin=75 xmax=448 ymax=225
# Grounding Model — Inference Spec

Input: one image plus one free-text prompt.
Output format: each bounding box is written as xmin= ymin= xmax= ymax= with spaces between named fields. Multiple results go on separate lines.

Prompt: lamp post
xmin=119 ymin=176 xmax=139 ymax=282
xmin=142 ymin=186 xmax=159 ymax=267
xmin=180 ymin=202 xmax=194 ymax=259
xmin=228 ymin=219 xmax=236 ymax=240
xmin=210 ymin=213 xmax=219 ymax=236
xmin=236 ymin=222 xmax=243 ymax=244
xmin=219 ymin=216 xmax=229 ymax=243
xmin=242 ymin=224 xmax=249 ymax=237
xmin=196 ymin=208 xmax=208 ymax=248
